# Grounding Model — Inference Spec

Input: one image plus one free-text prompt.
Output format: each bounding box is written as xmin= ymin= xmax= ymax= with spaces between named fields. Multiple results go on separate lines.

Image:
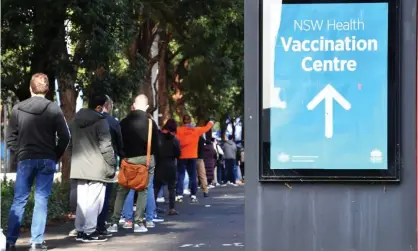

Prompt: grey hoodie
xmin=222 ymin=140 xmax=237 ymax=160
xmin=68 ymin=108 xmax=116 ymax=183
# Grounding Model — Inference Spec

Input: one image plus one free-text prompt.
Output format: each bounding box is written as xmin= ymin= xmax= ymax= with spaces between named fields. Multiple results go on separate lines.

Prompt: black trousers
xmin=240 ymin=162 xmax=245 ymax=180
xmin=224 ymin=159 xmax=236 ymax=183
xmin=154 ymin=165 xmax=177 ymax=210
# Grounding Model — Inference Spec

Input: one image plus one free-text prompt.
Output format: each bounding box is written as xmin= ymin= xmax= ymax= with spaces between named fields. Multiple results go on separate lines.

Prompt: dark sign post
xmin=245 ymin=0 xmax=417 ymax=250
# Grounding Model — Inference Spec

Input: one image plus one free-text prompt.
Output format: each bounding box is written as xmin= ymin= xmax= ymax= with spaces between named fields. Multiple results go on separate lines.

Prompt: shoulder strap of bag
xmin=146 ymin=119 xmax=153 ymax=167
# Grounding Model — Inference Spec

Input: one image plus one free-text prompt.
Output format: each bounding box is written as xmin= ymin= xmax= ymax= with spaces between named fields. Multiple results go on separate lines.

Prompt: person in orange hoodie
xmin=175 ymin=115 xmax=214 ymax=203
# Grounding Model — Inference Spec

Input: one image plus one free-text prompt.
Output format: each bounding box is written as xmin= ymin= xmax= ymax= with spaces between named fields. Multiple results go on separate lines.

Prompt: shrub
xmin=1 ymin=178 xmax=70 ymax=231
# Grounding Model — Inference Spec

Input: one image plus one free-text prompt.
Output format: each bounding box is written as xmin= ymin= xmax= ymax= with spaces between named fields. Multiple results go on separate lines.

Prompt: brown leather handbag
xmin=118 ymin=119 xmax=152 ymax=191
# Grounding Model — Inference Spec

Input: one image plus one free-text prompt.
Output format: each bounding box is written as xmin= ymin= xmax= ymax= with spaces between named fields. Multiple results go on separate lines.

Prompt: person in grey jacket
xmin=68 ymin=94 xmax=116 ymax=243
xmin=222 ymin=135 xmax=237 ymax=184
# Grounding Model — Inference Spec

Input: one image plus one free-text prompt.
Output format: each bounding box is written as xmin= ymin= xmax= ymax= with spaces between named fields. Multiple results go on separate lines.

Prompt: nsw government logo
xmin=370 ymin=149 xmax=383 ymax=164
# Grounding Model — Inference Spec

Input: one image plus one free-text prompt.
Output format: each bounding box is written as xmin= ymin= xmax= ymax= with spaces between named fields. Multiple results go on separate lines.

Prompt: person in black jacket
xmin=154 ymin=119 xmax=181 ymax=215
xmin=5 ymin=73 xmax=70 ymax=251
xmin=107 ymin=94 xmax=159 ymax=234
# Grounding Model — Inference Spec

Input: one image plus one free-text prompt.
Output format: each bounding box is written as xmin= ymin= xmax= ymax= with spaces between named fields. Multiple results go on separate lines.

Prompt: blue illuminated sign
xmin=268 ymin=3 xmax=389 ymax=170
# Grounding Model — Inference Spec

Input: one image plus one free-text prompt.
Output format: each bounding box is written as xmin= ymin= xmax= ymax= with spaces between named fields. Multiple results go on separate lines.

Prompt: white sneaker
xmin=208 ymin=184 xmax=215 ymax=189
xmin=183 ymin=189 xmax=191 ymax=195
xmin=119 ymin=218 xmax=125 ymax=225
xmin=156 ymin=197 xmax=165 ymax=203
xmin=123 ymin=221 xmax=133 ymax=229
xmin=190 ymin=195 xmax=198 ymax=203
xmin=68 ymin=229 xmax=78 ymax=237
xmin=153 ymin=216 xmax=165 ymax=222
xmin=107 ymin=224 xmax=119 ymax=233
xmin=134 ymin=224 xmax=148 ymax=233
xmin=176 ymin=195 xmax=183 ymax=202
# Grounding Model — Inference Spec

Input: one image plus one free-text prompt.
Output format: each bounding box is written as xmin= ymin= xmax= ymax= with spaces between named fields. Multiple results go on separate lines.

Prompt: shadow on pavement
xmin=15 ymin=185 xmax=245 ymax=251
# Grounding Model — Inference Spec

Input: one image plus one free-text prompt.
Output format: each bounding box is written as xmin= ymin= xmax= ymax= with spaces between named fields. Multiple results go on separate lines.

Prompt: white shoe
xmin=68 ymin=229 xmax=78 ymax=237
xmin=183 ymin=189 xmax=191 ymax=195
xmin=176 ymin=195 xmax=183 ymax=202
xmin=134 ymin=224 xmax=148 ymax=233
xmin=122 ymin=221 xmax=133 ymax=229
xmin=208 ymin=184 xmax=215 ymax=189
xmin=107 ymin=224 xmax=119 ymax=233
xmin=156 ymin=197 xmax=165 ymax=203
xmin=119 ymin=218 xmax=125 ymax=225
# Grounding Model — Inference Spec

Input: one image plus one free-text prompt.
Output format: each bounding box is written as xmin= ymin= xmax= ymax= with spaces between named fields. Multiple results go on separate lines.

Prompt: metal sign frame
xmin=259 ymin=0 xmax=402 ymax=182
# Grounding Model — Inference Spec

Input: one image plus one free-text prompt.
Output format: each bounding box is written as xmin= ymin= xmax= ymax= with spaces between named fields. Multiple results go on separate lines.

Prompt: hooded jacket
xmin=6 ymin=96 xmax=70 ymax=162
xmin=155 ymin=130 xmax=181 ymax=180
xmin=222 ymin=140 xmax=237 ymax=160
xmin=68 ymin=108 xmax=116 ymax=183
xmin=176 ymin=121 xmax=214 ymax=159
xmin=102 ymin=112 xmax=124 ymax=159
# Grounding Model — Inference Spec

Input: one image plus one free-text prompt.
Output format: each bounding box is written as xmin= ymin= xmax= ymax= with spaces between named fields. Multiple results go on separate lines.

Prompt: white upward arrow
xmin=307 ymin=84 xmax=351 ymax=139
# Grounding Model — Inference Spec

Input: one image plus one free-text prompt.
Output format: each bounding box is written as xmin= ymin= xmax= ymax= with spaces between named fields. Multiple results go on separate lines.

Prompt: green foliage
xmin=1 ymin=0 xmax=244 ymax=124
xmin=172 ymin=0 xmax=244 ymax=121
xmin=1 ymin=0 xmax=147 ymax=103
xmin=1 ymin=179 xmax=70 ymax=231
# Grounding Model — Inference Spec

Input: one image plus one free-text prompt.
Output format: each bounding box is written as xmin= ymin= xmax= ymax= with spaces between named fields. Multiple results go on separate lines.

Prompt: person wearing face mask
xmin=68 ymin=94 xmax=116 ymax=243
xmin=68 ymin=95 xmax=123 ymax=238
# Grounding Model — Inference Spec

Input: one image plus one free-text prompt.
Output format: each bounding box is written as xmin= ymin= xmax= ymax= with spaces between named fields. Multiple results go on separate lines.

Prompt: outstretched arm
xmin=194 ymin=121 xmax=214 ymax=136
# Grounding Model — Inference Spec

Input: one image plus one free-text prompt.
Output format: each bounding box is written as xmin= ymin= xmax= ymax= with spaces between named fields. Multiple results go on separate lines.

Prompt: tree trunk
xmin=58 ymin=75 xmax=78 ymax=183
xmin=158 ymin=29 xmax=170 ymax=126
xmin=128 ymin=16 xmax=159 ymax=112
xmin=30 ymin=1 xmax=66 ymax=102
xmin=171 ymin=59 xmax=188 ymax=120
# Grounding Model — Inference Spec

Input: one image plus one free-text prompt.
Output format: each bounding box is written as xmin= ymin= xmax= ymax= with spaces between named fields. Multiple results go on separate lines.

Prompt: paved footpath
xmin=15 ymin=185 xmax=245 ymax=251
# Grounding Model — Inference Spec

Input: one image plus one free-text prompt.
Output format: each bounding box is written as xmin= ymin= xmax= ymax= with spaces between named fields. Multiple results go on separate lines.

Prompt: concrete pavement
xmin=15 ymin=185 xmax=245 ymax=251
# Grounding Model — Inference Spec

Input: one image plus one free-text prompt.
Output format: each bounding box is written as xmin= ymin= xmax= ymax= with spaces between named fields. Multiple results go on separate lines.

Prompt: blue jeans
xmin=176 ymin=159 xmax=197 ymax=196
xmin=97 ymin=183 xmax=113 ymax=231
xmin=234 ymin=165 xmax=240 ymax=181
xmin=122 ymin=189 xmax=135 ymax=221
xmin=184 ymin=172 xmax=189 ymax=190
xmin=7 ymin=159 xmax=55 ymax=245
xmin=157 ymin=184 xmax=165 ymax=198
xmin=145 ymin=175 xmax=156 ymax=222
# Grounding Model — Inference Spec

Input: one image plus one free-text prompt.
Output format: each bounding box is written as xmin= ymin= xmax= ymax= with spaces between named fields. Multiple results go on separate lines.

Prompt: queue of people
xmin=4 ymin=73 xmax=244 ymax=251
